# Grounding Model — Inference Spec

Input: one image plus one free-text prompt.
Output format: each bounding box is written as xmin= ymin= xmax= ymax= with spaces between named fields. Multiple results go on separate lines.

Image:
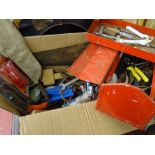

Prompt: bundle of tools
xmin=27 ymin=68 xmax=99 ymax=113
xmin=45 ymin=76 xmax=98 ymax=108
xmin=110 ymin=54 xmax=153 ymax=94
xmin=94 ymin=24 xmax=155 ymax=52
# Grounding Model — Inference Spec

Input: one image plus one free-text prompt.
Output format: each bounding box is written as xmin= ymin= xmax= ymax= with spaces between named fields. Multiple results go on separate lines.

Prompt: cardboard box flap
xmin=25 ymin=32 xmax=87 ymax=53
xmin=19 ymin=101 xmax=135 ymax=135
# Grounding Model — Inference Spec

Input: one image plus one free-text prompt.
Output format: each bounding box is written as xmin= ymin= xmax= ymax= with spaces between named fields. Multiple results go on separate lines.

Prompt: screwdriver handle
xmin=127 ymin=66 xmax=141 ymax=82
xmin=134 ymin=67 xmax=149 ymax=83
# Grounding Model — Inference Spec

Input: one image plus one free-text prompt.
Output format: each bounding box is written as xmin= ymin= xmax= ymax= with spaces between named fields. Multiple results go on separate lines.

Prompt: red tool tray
xmin=68 ymin=43 xmax=119 ymax=84
xmin=87 ymin=19 xmax=155 ymax=63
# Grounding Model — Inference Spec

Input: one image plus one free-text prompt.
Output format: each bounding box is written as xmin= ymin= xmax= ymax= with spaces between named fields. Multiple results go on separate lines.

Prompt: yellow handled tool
xmin=127 ymin=66 xmax=141 ymax=82
xmin=134 ymin=67 xmax=149 ymax=82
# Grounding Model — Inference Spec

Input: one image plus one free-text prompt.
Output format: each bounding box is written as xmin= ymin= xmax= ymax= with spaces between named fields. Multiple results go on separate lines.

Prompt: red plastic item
xmin=27 ymin=102 xmax=48 ymax=112
xmin=68 ymin=43 xmax=119 ymax=84
xmin=87 ymin=19 xmax=155 ymax=63
xmin=0 ymin=55 xmax=29 ymax=95
xmin=96 ymin=83 xmax=155 ymax=130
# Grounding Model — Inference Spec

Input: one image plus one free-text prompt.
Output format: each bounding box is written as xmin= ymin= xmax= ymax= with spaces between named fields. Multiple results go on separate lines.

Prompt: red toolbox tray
xmin=68 ymin=43 xmax=119 ymax=84
xmin=87 ymin=19 xmax=155 ymax=63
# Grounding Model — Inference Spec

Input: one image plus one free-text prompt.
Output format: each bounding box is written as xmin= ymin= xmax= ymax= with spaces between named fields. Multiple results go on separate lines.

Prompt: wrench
xmin=125 ymin=26 xmax=153 ymax=45
xmin=126 ymin=26 xmax=149 ymax=39
xmin=60 ymin=78 xmax=79 ymax=90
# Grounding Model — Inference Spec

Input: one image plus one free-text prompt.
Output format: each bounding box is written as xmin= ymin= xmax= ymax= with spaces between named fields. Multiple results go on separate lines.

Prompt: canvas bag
xmin=0 ymin=19 xmax=41 ymax=84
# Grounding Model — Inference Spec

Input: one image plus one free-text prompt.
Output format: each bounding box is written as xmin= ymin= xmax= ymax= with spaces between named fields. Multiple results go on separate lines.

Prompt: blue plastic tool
xmin=46 ymin=85 xmax=74 ymax=103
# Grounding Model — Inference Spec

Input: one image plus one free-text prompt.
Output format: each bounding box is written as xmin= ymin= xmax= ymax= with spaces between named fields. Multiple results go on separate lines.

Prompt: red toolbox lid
xmin=68 ymin=43 xmax=119 ymax=84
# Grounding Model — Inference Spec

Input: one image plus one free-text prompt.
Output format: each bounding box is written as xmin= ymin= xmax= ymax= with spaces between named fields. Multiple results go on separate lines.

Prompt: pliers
xmin=124 ymin=58 xmax=150 ymax=83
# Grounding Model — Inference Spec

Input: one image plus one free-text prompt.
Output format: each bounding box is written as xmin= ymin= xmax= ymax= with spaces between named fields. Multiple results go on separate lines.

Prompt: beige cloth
xmin=0 ymin=19 xmax=41 ymax=84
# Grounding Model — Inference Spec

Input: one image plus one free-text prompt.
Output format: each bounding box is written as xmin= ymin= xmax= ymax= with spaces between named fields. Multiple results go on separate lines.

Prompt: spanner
xmin=60 ymin=78 xmax=79 ymax=90
xmin=126 ymin=26 xmax=150 ymax=39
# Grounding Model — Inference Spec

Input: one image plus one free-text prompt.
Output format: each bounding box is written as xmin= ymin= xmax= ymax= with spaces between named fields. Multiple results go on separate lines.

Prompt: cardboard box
xmin=25 ymin=32 xmax=87 ymax=53
xmin=0 ymin=32 xmax=136 ymax=134
xmin=19 ymin=101 xmax=135 ymax=135
xmin=0 ymin=32 xmax=87 ymax=115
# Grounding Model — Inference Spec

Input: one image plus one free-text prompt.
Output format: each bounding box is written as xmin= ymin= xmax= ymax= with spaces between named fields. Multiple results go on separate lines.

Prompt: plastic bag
xmin=0 ymin=55 xmax=29 ymax=95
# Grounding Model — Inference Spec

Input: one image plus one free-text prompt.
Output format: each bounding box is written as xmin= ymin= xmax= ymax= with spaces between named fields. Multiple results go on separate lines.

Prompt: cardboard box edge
xmin=25 ymin=32 xmax=88 ymax=53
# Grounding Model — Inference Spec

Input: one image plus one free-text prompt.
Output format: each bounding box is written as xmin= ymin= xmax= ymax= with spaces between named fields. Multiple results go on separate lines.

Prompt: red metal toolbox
xmin=87 ymin=19 xmax=155 ymax=100
xmin=86 ymin=20 xmax=155 ymax=129
xmin=87 ymin=19 xmax=155 ymax=63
